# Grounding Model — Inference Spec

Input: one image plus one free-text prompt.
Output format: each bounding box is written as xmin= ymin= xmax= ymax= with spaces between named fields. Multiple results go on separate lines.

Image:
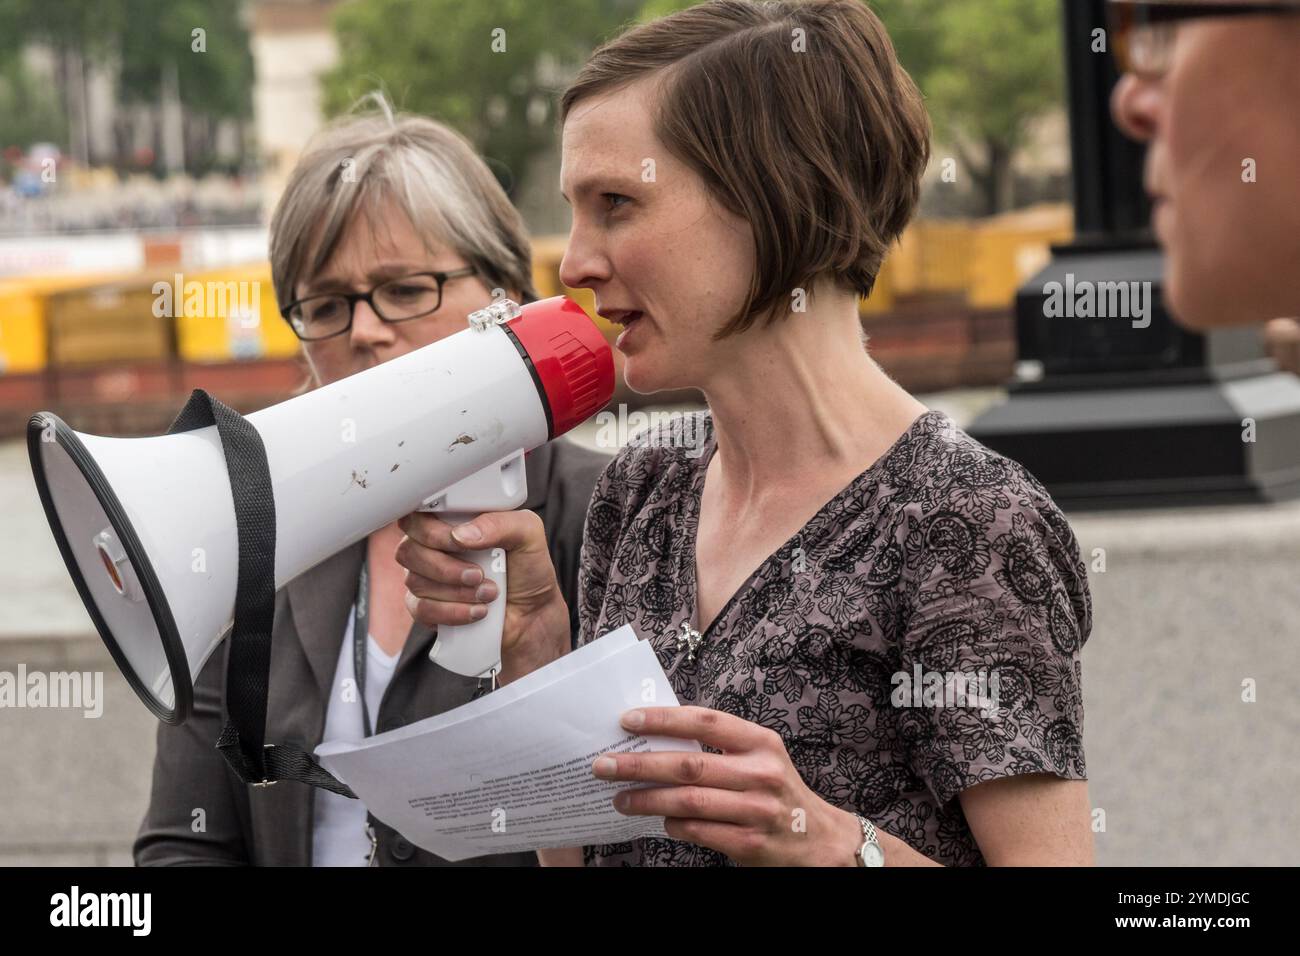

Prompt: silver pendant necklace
xmin=673 ymin=620 xmax=706 ymax=663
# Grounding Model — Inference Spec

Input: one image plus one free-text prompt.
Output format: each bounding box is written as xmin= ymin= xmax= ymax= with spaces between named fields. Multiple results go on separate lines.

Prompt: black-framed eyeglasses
xmin=1108 ymin=1 xmax=1300 ymax=78
xmin=279 ymin=267 xmax=478 ymax=341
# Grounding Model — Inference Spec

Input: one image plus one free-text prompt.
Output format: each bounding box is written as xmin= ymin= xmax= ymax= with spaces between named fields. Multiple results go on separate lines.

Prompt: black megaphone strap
xmin=167 ymin=389 xmax=356 ymax=799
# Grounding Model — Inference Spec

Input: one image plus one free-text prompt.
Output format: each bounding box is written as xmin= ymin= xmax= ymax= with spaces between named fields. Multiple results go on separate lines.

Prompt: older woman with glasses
xmin=1108 ymin=0 xmax=1300 ymax=334
xmin=134 ymin=95 xmax=611 ymax=866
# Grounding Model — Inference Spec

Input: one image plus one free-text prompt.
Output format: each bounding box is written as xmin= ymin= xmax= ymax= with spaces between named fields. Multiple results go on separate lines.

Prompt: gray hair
xmin=269 ymin=92 xmax=536 ymax=315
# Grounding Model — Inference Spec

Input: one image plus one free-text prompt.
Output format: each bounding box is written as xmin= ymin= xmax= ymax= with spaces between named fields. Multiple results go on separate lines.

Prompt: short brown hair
xmin=561 ymin=0 xmax=930 ymax=337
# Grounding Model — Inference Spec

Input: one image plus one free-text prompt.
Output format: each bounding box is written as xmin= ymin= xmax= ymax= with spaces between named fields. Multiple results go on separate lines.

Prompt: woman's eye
xmin=308 ymin=300 xmax=341 ymax=320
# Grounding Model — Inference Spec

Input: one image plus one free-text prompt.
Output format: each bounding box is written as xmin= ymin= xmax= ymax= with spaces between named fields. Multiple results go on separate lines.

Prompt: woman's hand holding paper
xmin=592 ymin=705 xmax=865 ymax=866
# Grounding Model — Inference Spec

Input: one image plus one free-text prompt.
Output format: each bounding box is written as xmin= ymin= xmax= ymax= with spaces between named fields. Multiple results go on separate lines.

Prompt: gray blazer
xmin=134 ymin=438 xmax=610 ymax=866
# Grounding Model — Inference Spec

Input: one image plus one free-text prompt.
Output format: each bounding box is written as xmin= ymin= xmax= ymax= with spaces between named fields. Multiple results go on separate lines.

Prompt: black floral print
xmin=576 ymin=410 xmax=1092 ymax=866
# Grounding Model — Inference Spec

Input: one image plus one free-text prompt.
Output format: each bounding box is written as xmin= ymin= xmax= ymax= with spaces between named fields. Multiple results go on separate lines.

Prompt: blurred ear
xmin=1264 ymin=318 xmax=1300 ymax=375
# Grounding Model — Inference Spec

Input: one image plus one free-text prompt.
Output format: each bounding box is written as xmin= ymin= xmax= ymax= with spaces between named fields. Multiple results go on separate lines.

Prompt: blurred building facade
xmin=248 ymin=0 xmax=343 ymax=215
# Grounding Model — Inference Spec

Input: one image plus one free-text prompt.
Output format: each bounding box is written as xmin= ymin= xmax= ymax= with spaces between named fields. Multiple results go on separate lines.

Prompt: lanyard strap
xmin=353 ymin=557 xmax=375 ymax=739
xmin=167 ymin=389 xmax=356 ymax=799
xmin=353 ymin=555 xmax=383 ymax=864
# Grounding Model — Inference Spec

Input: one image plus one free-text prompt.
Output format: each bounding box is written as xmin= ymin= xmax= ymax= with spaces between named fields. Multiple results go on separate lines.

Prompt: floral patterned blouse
xmin=576 ymin=409 xmax=1092 ymax=866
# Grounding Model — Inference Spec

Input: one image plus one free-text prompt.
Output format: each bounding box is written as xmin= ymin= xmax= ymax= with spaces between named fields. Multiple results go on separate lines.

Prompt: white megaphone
xmin=27 ymin=295 xmax=614 ymax=725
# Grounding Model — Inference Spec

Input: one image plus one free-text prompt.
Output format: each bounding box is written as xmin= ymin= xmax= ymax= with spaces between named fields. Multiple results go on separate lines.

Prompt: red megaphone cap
xmin=505 ymin=296 xmax=615 ymax=440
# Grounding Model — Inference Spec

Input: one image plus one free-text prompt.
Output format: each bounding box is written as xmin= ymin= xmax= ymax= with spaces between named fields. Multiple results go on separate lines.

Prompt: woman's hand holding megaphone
xmin=395 ymin=509 xmax=571 ymax=685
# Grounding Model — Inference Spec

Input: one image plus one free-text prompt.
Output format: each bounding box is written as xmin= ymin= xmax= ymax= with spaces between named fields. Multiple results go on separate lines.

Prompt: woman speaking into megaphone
xmin=134 ymin=95 xmax=610 ymax=867
xmin=398 ymin=0 xmax=1097 ymax=867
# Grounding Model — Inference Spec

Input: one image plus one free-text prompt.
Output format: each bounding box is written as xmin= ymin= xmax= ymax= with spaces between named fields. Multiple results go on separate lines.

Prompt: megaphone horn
xmin=27 ymin=296 xmax=614 ymax=765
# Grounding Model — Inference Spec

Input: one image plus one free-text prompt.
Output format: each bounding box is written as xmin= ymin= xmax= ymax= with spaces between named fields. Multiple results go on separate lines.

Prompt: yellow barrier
xmin=967 ymin=205 xmax=1073 ymax=309
xmin=530 ymin=235 xmax=568 ymax=300
xmin=168 ymin=263 xmax=300 ymax=362
xmin=0 ymin=264 xmax=301 ymax=372
xmin=860 ymin=255 xmax=896 ymax=316
xmin=887 ymin=220 xmax=976 ymax=298
xmin=0 ymin=273 xmax=121 ymax=374
xmin=46 ymin=279 xmax=173 ymax=365
xmin=2 ymin=207 xmax=1074 ymax=375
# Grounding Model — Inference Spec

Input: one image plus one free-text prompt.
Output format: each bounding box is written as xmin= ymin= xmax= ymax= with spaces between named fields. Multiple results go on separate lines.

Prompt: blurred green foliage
xmin=116 ymin=0 xmax=255 ymax=122
xmin=0 ymin=55 xmax=67 ymax=151
xmin=0 ymin=0 xmax=1064 ymax=205
xmin=327 ymin=0 xmax=1062 ymax=210
xmin=323 ymin=0 xmax=644 ymax=197
xmin=0 ymin=0 xmax=252 ymax=169
xmin=881 ymin=0 xmax=1064 ymax=212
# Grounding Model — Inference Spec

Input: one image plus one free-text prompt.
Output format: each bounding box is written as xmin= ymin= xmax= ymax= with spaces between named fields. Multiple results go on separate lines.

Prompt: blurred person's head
xmin=1109 ymin=0 xmax=1300 ymax=330
xmin=270 ymin=93 xmax=536 ymax=386
xmin=557 ymin=0 xmax=930 ymax=394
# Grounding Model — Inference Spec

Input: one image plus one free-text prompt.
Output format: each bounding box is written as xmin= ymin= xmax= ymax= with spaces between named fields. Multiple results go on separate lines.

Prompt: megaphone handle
xmin=428 ymin=511 xmax=505 ymax=679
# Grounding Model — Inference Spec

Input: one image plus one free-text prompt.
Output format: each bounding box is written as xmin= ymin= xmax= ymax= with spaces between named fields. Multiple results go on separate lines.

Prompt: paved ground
xmin=3 ymin=389 xmax=1297 ymax=865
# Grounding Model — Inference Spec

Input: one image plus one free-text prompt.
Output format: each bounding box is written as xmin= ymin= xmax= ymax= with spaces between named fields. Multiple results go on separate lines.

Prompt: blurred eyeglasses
xmin=280 ymin=267 xmax=478 ymax=341
xmin=1108 ymin=1 xmax=1300 ymax=78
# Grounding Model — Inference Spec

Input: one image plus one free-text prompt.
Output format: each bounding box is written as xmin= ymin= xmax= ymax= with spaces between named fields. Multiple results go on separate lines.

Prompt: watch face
xmin=860 ymin=842 xmax=885 ymax=868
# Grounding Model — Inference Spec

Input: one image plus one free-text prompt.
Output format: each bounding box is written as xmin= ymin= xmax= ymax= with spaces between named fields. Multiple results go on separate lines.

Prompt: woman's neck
xmin=699 ymin=288 xmax=927 ymax=507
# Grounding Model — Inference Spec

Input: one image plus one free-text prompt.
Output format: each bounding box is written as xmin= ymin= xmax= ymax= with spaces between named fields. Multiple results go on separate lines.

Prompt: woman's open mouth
xmin=603 ymin=309 xmax=646 ymax=350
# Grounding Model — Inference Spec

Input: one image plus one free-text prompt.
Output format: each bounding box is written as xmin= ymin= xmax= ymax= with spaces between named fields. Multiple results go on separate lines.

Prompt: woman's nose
xmin=1111 ymin=72 xmax=1161 ymax=143
xmin=349 ymin=298 xmax=396 ymax=348
xmin=558 ymin=225 xmax=610 ymax=291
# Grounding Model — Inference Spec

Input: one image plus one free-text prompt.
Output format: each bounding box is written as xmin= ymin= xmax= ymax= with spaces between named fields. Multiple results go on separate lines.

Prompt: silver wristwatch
xmin=853 ymin=813 xmax=884 ymax=867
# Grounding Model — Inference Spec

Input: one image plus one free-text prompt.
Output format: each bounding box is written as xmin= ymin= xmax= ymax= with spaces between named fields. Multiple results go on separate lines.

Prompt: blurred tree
xmin=0 ymin=0 xmax=252 ymax=173
xmin=0 ymin=50 xmax=67 ymax=158
xmin=117 ymin=0 xmax=254 ymax=174
xmin=323 ymin=0 xmax=1062 ymax=210
xmin=118 ymin=1 xmax=253 ymax=121
xmin=636 ymin=0 xmax=693 ymax=17
xmin=639 ymin=0 xmax=1063 ymax=215
xmin=915 ymin=0 xmax=1063 ymax=213
xmin=324 ymin=0 xmax=643 ymax=198
xmin=868 ymin=0 xmax=942 ymax=81
xmin=0 ymin=0 xmax=128 ymax=164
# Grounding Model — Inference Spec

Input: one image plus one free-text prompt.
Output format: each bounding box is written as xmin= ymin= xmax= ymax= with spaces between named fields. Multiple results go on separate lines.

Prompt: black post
xmin=1061 ymin=0 xmax=1149 ymax=239
xmin=966 ymin=0 xmax=1300 ymax=509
